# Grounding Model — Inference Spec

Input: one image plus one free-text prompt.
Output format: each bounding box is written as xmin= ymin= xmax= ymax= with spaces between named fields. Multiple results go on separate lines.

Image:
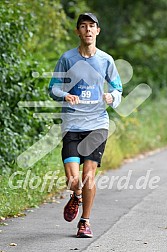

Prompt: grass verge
xmin=102 ymin=98 xmax=167 ymax=169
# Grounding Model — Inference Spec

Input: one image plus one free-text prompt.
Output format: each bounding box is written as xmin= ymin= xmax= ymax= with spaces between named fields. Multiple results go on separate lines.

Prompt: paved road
xmin=0 ymin=148 xmax=167 ymax=252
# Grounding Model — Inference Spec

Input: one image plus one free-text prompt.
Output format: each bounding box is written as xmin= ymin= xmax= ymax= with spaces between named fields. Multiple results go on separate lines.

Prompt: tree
xmin=86 ymin=0 xmax=167 ymax=95
xmin=0 ymin=0 xmax=89 ymax=171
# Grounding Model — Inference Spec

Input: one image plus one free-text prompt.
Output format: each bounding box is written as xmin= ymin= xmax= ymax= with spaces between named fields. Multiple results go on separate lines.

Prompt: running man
xmin=49 ymin=13 xmax=122 ymax=238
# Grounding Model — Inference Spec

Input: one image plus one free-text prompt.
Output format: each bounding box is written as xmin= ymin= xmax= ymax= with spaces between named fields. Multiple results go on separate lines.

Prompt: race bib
xmin=78 ymin=84 xmax=99 ymax=104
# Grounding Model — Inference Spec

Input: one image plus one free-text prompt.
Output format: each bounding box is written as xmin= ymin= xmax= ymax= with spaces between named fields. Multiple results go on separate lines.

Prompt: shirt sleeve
xmin=48 ymin=58 xmax=69 ymax=101
xmin=105 ymin=58 xmax=123 ymax=108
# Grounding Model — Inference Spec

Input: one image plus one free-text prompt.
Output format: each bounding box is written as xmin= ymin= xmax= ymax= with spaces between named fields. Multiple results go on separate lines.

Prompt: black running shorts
xmin=62 ymin=129 xmax=108 ymax=167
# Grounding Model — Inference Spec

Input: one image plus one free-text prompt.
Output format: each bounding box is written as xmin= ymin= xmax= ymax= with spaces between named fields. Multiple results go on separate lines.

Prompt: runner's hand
xmin=65 ymin=94 xmax=79 ymax=105
xmin=103 ymin=93 xmax=114 ymax=104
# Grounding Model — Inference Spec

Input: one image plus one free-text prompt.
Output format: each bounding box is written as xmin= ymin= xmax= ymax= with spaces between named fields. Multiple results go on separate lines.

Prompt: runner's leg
xmin=81 ymin=160 xmax=97 ymax=218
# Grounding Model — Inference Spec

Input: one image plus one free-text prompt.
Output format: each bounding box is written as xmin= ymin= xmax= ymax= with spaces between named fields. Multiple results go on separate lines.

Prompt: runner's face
xmin=77 ymin=21 xmax=100 ymax=46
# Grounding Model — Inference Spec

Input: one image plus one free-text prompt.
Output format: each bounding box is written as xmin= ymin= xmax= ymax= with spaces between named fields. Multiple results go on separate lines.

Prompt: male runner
xmin=49 ymin=13 xmax=122 ymax=238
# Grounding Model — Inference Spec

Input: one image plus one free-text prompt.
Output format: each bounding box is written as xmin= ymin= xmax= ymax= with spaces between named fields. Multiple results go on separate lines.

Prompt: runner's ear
xmin=75 ymin=29 xmax=80 ymax=36
xmin=96 ymin=27 xmax=101 ymax=35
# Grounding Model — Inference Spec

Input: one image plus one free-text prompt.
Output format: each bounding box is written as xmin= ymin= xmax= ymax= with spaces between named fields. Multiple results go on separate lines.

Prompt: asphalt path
xmin=0 ymin=148 xmax=167 ymax=252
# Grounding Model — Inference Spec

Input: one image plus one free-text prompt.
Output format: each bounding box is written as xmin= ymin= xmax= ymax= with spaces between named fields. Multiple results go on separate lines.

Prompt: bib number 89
xmin=81 ymin=90 xmax=91 ymax=98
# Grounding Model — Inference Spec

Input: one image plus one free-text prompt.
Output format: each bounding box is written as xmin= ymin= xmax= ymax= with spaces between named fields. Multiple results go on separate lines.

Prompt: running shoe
xmin=64 ymin=192 xmax=82 ymax=222
xmin=76 ymin=220 xmax=93 ymax=238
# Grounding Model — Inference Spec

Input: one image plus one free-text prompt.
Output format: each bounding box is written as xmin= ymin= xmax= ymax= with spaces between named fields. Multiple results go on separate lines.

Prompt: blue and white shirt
xmin=49 ymin=47 xmax=122 ymax=133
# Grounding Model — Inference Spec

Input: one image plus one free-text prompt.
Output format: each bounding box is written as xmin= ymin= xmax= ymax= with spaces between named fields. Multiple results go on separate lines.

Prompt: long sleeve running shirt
xmin=49 ymin=47 xmax=122 ymax=133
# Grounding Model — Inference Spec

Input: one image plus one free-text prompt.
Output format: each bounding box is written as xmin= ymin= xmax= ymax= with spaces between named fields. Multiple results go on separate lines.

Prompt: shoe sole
xmin=76 ymin=233 xmax=93 ymax=238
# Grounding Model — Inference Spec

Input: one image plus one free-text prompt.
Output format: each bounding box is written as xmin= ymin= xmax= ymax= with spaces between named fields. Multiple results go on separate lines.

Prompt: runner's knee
xmin=66 ymin=176 xmax=80 ymax=191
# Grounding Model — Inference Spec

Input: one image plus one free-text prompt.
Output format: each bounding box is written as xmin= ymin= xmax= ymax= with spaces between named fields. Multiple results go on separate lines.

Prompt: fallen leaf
xmin=0 ymin=223 xmax=8 ymax=226
xmin=9 ymin=243 xmax=17 ymax=246
xmin=27 ymin=209 xmax=34 ymax=213
xmin=51 ymin=199 xmax=56 ymax=203
xmin=17 ymin=213 xmax=26 ymax=217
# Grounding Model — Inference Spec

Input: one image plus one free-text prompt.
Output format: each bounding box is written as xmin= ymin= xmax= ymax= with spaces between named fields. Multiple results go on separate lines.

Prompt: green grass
xmin=102 ymin=98 xmax=167 ymax=169
xmin=0 ymin=147 xmax=65 ymax=217
xmin=0 ymin=98 xmax=167 ymax=218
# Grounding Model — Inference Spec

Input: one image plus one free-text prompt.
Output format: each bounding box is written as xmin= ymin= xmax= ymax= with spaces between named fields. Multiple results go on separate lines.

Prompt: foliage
xmin=24 ymin=0 xmax=71 ymax=64
xmin=0 ymin=0 xmax=88 ymax=172
xmin=102 ymin=97 xmax=167 ymax=169
xmin=0 ymin=1 xmax=44 ymax=172
xmin=86 ymin=0 xmax=167 ymax=96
